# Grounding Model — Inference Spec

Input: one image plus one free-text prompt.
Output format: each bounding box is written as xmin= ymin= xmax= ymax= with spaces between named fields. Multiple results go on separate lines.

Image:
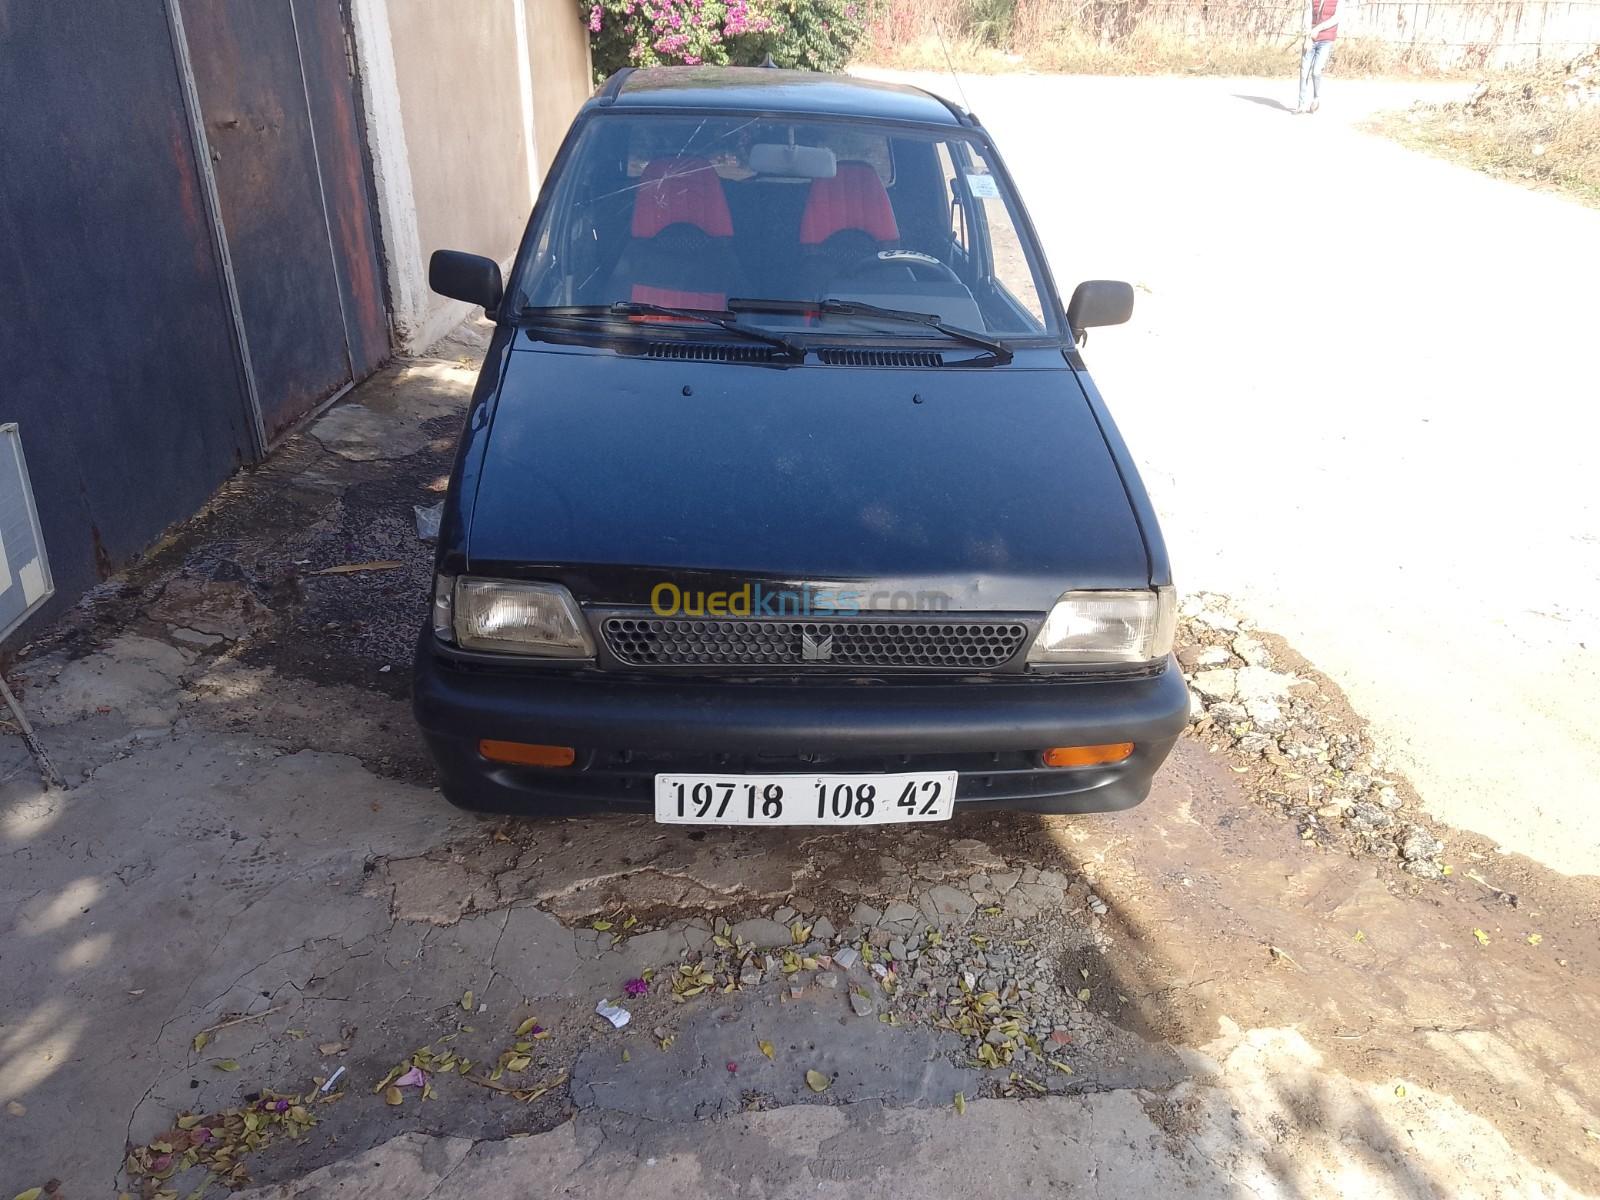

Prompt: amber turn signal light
xmin=478 ymin=740 xmax=576 ymax=767
xmin=1042 ymin=743 xmax=1134 ymax=768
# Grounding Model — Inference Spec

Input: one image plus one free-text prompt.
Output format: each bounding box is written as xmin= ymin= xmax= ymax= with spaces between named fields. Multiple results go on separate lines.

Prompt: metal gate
xmin=174 ymin=0 xmax=389 ymax=444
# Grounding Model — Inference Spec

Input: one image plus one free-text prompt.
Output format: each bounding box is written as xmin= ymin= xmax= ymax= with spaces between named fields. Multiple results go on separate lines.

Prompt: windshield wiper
xmin=519 ymin=303 xmax=803 ymax=359
xmin=728 ymin=297 xmax=1014 ymax=365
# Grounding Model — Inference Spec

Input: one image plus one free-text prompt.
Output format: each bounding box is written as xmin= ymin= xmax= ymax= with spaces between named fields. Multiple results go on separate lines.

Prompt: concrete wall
xmin=527 ymin=0 xmax=596 ymax=168
xmin=354 ymin=0 xmax=593 ymax=354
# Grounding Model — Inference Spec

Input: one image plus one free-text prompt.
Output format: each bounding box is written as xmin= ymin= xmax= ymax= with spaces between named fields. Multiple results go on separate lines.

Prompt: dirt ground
xmin=854 ymin=69 xmax=1600 ymax=881
xmin=1370 ymin=50 xmax=1600 ymax=208
xmin=3 ymin=318 xmax=1598 ymax=1198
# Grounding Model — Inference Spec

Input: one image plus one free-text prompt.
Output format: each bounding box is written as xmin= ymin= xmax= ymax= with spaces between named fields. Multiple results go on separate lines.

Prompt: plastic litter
xmin=595 ymin=998 xmax=631 ymax=1029
xmin=414 ymin=502 xmax=443 ymax=543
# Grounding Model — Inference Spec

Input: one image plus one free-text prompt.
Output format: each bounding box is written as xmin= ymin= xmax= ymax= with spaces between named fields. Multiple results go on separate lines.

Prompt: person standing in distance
xmin=1297 ymin=0 xmax=1343 ymax=113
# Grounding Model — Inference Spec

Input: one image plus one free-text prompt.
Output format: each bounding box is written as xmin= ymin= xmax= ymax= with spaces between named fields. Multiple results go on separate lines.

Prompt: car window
xmin=515 ymin=112 xmax=1056 ymax=339
xmin=959 ymin=143 xmax=1047 ymax=330
xmin=624 ymin=121 xmax=894 ymax=186
xmin=935 ymin=142 xmax=970 ymax=260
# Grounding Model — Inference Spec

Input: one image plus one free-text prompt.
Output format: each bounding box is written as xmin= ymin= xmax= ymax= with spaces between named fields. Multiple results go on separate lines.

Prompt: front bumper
xmin=412 ymin=632 xmax=1191 ymax=816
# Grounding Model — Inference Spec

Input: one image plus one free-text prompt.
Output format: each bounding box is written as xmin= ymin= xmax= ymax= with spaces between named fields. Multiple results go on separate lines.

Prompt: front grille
xmin=601 ymin=617 xmax=1030 ymax=670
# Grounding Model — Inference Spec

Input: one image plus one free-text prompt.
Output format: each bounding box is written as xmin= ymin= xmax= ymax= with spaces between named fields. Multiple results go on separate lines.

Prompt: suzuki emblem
xmin=800 ymin=632 xmax=834 ymax=661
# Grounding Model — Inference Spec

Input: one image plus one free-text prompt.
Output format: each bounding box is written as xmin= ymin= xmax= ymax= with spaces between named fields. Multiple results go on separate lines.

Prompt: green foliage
xmin=961 ymin=0 xmax=1017 ymax=46
xmin=733 ymin=0 xmax=872 ymax=71
xmin=582 ymin=0 xmax=871 ymax=79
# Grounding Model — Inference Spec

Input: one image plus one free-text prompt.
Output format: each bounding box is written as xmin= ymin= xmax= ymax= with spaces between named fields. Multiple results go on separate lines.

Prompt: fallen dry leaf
xmin=212 ymin=1059 xmax=240 ymax=1072
xmin=317 ymin=1042 xmax=346 ymax=1057
xmin=758 ymin=1040 xmax=775 ymax=1060
xmin=953 ymin=1092 xmax=967 ymax=1115
xmin=5 ymin=1100 xmax=25 ymax=1117
xmin=461 ymin=991 xmax=474 ymax=1012
xmin=384 ymin=1086 xmax=404 ymax=1106
xmin=192 ymin=1031 xmax=211 ymax=1054
xmin=515 ymin=1016 xmax=540 ymax=1037
xmin=1473 ymin=929 xmax=1490 ymax=946
xmin=804 ymin=1069 xmax=830 ymax=1093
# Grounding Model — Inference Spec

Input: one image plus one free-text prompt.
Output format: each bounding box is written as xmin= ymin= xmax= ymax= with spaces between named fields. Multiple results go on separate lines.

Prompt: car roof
xmin=591 ymin=66 xmax=969 ymax=127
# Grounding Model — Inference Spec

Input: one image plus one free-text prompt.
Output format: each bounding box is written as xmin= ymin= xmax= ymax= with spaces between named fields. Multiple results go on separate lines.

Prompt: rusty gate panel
xmin=292 ymin=0 xmax=390 ymax=378
xmin=0 ymin=0 xmax=255 ymax=629
xmin=180 ymin=0 xmax=354 ymax=439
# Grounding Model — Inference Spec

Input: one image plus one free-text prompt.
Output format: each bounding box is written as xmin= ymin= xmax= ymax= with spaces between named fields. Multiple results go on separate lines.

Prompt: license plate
xmin=654 ymin=771 xmax=957 ymax=826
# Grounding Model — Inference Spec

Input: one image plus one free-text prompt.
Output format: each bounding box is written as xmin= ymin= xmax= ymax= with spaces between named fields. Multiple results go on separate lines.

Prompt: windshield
xmin=510 ymin=111 xmax=1059 ymax=341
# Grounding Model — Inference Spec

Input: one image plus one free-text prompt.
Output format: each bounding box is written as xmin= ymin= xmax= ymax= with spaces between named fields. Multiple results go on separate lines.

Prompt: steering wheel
xmin=836 ymin=249 xmax=964 ymax=288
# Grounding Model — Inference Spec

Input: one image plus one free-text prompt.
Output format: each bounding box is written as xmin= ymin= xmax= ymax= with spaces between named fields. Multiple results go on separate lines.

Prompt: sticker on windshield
xmin=965 ymin=173 xmax=1000 ymax=199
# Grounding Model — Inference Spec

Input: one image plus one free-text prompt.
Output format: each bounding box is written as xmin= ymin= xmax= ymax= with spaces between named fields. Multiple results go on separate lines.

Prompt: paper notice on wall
xmin=0 ymin=528 xmax=12 ymax=594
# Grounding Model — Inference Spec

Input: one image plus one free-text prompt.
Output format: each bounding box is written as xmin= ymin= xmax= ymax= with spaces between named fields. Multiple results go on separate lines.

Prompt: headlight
xmin=446 ymin=578 xmax=595 ymax=658
xmin=1027 ymin=587 xmax=1176 ymax=665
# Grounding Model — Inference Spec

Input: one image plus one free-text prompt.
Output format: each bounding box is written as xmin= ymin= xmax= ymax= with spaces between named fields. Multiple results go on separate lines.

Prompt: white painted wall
xmin=351 ymin=0 xmax=592 ymax=354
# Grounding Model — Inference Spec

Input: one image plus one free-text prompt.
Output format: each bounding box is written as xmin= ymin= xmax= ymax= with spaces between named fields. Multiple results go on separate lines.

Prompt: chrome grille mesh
xmin=601 ymin=617 xmax=1029 ymax=669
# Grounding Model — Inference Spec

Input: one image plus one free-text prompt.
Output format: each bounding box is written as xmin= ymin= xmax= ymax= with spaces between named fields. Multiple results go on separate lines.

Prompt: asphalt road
xmin=867 ymin=69 xmax=1600 ymax=877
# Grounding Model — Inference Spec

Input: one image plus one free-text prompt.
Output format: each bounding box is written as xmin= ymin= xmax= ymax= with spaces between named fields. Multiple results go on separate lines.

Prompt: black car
xmin=414 ymin=66 xmax=1187 ymax=826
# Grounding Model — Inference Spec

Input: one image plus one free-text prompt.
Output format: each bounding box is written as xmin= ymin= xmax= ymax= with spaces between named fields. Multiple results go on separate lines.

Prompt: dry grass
xmin=1372 ymin=54 xmax=1600 ymax=207
xmin=859 ymin=0 xmax=1503 ymax=76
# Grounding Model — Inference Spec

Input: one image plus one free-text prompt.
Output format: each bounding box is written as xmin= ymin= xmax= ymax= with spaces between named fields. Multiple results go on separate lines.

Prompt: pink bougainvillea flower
xmin=623 ymin=977 xmax=650 ymax=997
xmin=726 ymin=1060 xmax=738 ymax=1074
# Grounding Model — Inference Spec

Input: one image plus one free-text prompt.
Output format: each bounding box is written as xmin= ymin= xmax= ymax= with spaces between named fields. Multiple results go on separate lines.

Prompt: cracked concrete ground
xmin=3 ymin=339 xmax=1599 ymax=1198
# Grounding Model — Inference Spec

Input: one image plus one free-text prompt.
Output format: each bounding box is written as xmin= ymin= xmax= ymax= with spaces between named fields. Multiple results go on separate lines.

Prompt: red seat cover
xmin=629 ymin=284 xmax=726 ymax=311
xmin=631 ymin=157 xmax=734 ymax=239
xmin=799 ymin=162 xmax=899 ymax=245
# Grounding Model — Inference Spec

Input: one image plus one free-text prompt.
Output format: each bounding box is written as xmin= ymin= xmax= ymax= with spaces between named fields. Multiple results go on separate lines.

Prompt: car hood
xmin=465 ymin=343 xmax=1150 ymax=612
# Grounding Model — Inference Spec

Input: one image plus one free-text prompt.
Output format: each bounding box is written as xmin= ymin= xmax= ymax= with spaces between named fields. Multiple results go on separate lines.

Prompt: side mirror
xmin=429 ymin=250 xmax=503 ymax=314
xmin=1066 ymin=280 xmax=1134 ymax=342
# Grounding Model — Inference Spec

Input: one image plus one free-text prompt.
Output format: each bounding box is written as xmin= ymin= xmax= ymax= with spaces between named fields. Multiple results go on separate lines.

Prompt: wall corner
xmin=348 ymin=0 xmax=430 ymax=354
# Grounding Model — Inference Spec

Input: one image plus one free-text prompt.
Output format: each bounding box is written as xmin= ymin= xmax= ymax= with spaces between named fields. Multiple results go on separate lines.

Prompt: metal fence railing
xmin=1015 ymin=0 xmax=1600 ymax=65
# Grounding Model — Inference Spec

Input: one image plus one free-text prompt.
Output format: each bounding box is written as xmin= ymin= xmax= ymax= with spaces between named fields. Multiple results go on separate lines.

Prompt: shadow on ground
xmin=3 ymin=336 xmax=1597 ymax=1199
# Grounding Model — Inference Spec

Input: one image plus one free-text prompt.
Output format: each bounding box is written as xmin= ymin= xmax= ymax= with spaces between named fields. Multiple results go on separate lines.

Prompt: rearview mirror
xmin=1066 ymin=280 xmax=1134 ymax=340
xmin=749 ymin=143 xmax=837 ymax=179
xmin=430 ymin=250 xmax=503 ymax=314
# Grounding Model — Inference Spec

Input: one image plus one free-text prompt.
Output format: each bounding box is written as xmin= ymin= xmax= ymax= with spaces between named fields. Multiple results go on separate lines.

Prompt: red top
xmin=1313 ymin=0 xmax=1339 ymax=42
